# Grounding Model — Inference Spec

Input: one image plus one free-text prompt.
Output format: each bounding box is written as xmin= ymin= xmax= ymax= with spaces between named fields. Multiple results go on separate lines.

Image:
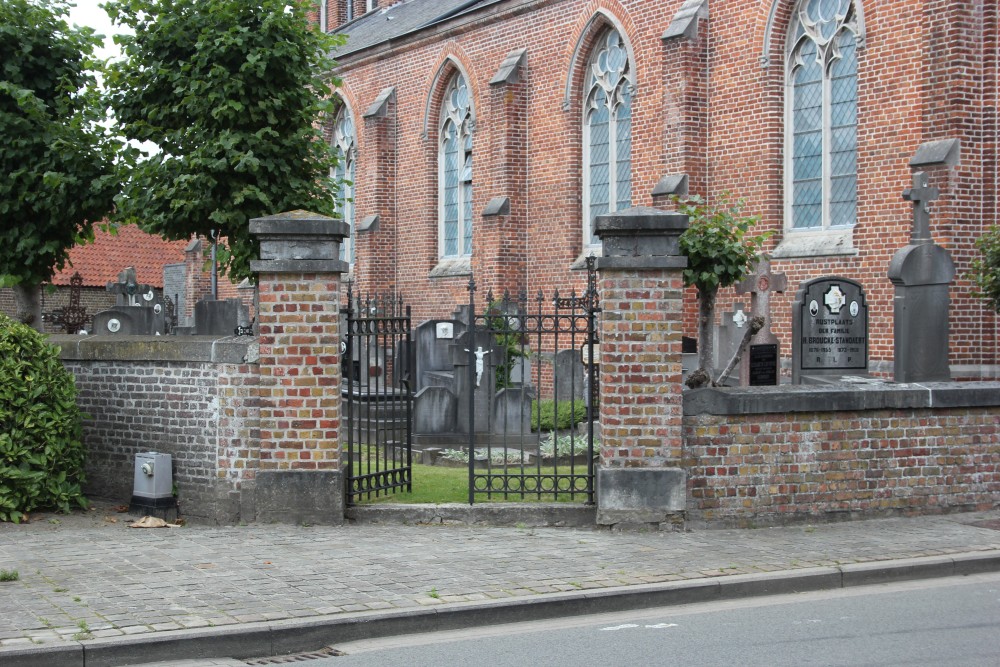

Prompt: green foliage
xmin=531 ymin=400 xmax=588 ymax=432
xmin=0 ymin=569 xmax=19 ymax=582
xmin=105 ymin=0 xmax=347 ymax=282
xmin=0 ymin=0 xmax=119 ymax=290
xmin=485 ymin=300 xmax=526 ymax=391
xmin=674 ymin=194 xmax=771 ymax=296
xmin=538 ymin=433 xmax=599 ymax=459
xmin=970 ymin=225 xmax=1000 ymax=313
xmin=0 ymin=313 xmax=88 ymax=522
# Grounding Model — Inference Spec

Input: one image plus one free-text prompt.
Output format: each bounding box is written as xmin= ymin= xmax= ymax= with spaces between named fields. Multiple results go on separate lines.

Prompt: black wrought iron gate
xmin=342 ymin=287 xmax=413 ymax=505
xmin=465 ymin=259 xmax=600 ymax=504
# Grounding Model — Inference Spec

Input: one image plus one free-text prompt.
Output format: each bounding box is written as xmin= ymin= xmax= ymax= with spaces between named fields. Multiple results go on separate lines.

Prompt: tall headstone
xmin=714 ymin=302 xmax=748 ymax=382
xmin=735 ymin=258 xmax=787 ymax=385
xmin=887 ymin=171 xmax=955 ymax=382
xmin=792 ymin=277 xmax=869 ymax=384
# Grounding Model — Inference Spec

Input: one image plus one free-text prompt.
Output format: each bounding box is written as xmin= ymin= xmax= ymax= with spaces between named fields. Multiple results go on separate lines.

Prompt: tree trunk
xmin=697 ymin=288 xmax=717 ymax=375
xmin=12 ymin=283 xmax=43 ymax=332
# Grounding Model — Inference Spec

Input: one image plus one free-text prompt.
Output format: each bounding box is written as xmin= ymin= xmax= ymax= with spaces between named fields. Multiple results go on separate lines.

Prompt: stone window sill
xmin=771 ymin=228 xmax=858 ymax=259
xmin=429 ymin=257 xmax=472 ymax=278
xmin=570 ymin=247 xmax=603 ymax=270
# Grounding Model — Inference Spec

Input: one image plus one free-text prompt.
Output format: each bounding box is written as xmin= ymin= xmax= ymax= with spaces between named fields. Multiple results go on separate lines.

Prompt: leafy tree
xmin=0 ymin=0 xmax=118 ymax=329
xmin=674 ymin=194 xmax=771 ymax=387
xmin=105 ymin=0 xmax=346 ymax=282
xmin=970 ymin=225 xmax=1000 ymax=313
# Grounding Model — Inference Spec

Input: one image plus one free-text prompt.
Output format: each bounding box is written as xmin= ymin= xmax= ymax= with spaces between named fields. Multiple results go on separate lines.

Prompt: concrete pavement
xmin=2 ymin=500 xmax=1000 ymax=666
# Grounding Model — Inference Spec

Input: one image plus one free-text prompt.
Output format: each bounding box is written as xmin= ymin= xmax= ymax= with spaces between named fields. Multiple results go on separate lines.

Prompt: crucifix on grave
xmin=106 ymin=267 xmax=155 ymax=307
xmin=901 ymin=171 xmax=939 ymax=246
xmin=888 ymin=170 xmax=954 ymax=382
xmin=734 ymin=257 xmax=787 ymax=385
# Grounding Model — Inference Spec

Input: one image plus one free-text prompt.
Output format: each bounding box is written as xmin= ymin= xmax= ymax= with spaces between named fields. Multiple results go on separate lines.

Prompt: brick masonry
xmin=63 ymin=355 xmax=259 ymax=524
xmin=684 ymin=407 xmax=1000 ymax=527
xmin=324 ymin=0 xmax=998 ymax=378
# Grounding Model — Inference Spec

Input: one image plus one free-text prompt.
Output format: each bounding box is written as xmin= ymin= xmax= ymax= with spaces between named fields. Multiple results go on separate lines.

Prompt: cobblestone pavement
xmin=1 ymin=501 xmax=1000 ymax=652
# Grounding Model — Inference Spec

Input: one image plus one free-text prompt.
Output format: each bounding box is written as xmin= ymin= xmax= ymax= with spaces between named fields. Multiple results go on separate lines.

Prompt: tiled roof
xmin=52 ymin=224 xmax=188 ymax=288
xmin=334 ymin=0 xmax=500 ymax=58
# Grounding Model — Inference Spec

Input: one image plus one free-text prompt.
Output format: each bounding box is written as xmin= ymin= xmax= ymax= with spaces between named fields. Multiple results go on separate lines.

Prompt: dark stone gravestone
xmin=887 ymin=171 xmax=955 ymax=382
xmin=414 ymin=319 xmax=466 ymax=392
xmin=735 ymin=258 xmax=787 ymax=385
xmin=193 ymin=298 xmax=249 ymax=336
xmin=792 ymin=277 xmax=869 ymax=384
xmin=451 ymin=329 xmax=501 ymax=435
xmin=93 ymin=267 xmax=167 ymax=335
xmin=553 ymin=349 xmax=585 ymax=400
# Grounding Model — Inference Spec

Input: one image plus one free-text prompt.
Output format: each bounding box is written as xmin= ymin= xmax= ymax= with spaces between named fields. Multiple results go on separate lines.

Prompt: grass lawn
xmin=356 ymin=462 xmax=592 ymax=505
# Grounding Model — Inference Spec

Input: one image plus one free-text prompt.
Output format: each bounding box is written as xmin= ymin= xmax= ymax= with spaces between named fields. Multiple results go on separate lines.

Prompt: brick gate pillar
xmin=593 ymin=207 xmax=689 ymax=528
xmin=249 ymin=211 xmax=349 ymax=525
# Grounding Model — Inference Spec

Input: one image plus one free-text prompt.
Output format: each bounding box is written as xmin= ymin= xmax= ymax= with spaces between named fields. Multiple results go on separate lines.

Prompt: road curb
xmin=4 ymin=550 xmax=999 ymax=667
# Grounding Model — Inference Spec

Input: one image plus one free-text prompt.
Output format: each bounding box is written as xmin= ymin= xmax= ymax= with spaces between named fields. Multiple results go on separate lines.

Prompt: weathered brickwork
xmin=599 ymin=271 xmax=685 ymax=467
xmin=256 ymin=273 xmax=342 ymax=471
xmin=65 ymin=359 xmax=259 ymax=524
xmin=329 ymin=0 xmax=998 ymax=377
xmin=684 ymin=408 xmax=1000 ymax=526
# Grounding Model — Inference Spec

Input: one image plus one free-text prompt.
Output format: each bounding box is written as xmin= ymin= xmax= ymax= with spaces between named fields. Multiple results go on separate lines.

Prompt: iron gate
xmin=466 ymin=258 xmax=600 ymax=504
xmin=342 ymin=286 xmax=413 ymax=505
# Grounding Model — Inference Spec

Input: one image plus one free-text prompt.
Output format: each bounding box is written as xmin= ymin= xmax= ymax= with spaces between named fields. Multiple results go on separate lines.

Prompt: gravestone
xmin=193 ymin=298 xmax=249 ymax=336
xmin=93 ymin=267 xmax=167 ymax=335
xmin=553 ymin=349 xmax=585 ymax=400
xmin=451 ymin=329 xmax=501 ymax=434
xmin=792 ymin=277 xmax=869 ymax=384
xmin=414 ymin=319 xmax=467 ymax=392
xmin=714 ymin=302 xmax=748 ymax=381
xmin=735 ymin=258 xmax=787 ymax=385
xmin=887 ymin=171 xmax=955 ymax=382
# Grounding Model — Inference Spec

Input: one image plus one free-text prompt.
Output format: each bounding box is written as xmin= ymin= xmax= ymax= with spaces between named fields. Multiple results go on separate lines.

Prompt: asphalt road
xmin=306 ymin=573 xmax=1000 ymax=667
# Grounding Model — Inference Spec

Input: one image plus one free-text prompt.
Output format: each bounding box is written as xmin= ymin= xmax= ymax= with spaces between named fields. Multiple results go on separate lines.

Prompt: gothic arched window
xmin=583 ymin=28 xmax=632 ymax=249
xmin=787 ymin=0 xmax=858 ymax=231
xmin=439 ymin=73 xmax=473 ymax=259
xmin=332 ymin=107 xmax=356 ymax=265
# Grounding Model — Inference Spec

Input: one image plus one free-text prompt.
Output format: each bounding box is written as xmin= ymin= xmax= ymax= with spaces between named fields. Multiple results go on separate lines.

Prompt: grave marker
xmin=792 ymin=277 xmax=868 ymax=384
xmin=735 ymin=258 xmax=787 ymax=385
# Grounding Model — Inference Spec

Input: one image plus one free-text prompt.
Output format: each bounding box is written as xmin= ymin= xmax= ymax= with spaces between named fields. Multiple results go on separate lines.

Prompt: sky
xmin=66 ymin=0 xmax=124 ymax=61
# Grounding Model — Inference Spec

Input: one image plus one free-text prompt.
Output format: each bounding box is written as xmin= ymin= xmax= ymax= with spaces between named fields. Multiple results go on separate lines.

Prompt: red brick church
xmin=318 ymin=0 xmax=996 ymax=378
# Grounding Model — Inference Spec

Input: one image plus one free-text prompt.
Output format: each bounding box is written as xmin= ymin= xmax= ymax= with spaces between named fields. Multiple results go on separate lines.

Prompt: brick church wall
xmin=328 ymin=0 xmax=998 ymax=378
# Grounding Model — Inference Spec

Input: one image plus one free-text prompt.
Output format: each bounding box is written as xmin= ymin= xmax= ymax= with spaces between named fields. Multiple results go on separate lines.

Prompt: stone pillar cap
xmin=249 ymin=210 xmax=349 ymax=239
xmin=594 ymin=207 xmax=688 ymax=236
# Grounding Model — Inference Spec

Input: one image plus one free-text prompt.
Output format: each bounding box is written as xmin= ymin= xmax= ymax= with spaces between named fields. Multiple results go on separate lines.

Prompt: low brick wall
xmin=683 ymin=384 xmax=1000 ymax=527
xmin=53 ymin=335 xmax=259 ymax=524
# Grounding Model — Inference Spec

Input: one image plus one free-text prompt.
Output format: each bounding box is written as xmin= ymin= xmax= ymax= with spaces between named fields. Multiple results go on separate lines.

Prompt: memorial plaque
xmin=748 ymin=343 xmax=778 ymax=386
xmin=792 ymin=277 xmax=868 ymax=383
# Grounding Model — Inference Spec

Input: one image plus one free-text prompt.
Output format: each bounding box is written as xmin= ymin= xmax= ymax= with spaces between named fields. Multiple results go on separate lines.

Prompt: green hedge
xmin=0 ymin=313 xmax=87 ymax=522
xmin=531 ymin=399 xmax=588 ymax=432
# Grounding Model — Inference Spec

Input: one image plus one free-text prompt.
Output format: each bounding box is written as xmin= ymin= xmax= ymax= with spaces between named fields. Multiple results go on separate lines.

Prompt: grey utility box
xmin=129 ymin=452 xmax=178 ymax=519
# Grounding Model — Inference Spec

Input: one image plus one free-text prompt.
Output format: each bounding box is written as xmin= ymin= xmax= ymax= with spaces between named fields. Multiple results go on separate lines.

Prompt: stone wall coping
xmin=50 ymin=334 xmax=257 ymax=365
xmin=684 ymin=381 xmax=1000 ymax=416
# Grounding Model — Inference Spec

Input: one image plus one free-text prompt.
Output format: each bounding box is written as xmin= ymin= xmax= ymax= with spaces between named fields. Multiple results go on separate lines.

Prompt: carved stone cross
xmin=106 ymin=267 xmax=154 ymax=307
xmin=735 ymin=257 xmax=787 ymax=330
xmin=902 ymin=171 xmax=939 ymax=245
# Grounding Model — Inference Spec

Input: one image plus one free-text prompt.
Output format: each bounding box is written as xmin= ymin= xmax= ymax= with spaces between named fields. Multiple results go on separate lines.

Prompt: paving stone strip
xmin=1 ymin=505 xmax=999 ymax=651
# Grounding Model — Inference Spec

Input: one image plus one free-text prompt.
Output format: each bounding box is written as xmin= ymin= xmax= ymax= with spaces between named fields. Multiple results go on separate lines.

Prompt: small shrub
xmin=531 ymin=399 xmax=587 ymax=432
xmin=538 ymin=433 xmax=600 ymax=459
xmin=0 ymin=313 xmax=88 ymax=523
xmin=0 ymin=569 xmax=19 ymax=582
xmin=970 ymin=225 xmax=1000 ymax=313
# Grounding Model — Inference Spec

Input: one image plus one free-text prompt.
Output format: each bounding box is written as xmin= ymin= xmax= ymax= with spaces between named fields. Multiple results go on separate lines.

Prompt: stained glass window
xmin=788 ymin=0 xmax=857 ymax=231
xmin=584 ymin=28 xmax=632 ymax=248
xmin=332 ymin=108 xmax=356 ymax=265
xmin=440 ymin=73 xmax=473 ymax=259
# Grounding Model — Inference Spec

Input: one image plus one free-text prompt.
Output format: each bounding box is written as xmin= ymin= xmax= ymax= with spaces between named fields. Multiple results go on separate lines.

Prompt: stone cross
xmin=735 ymin=257 xmax=787 ymax=332
xmin=106 ymin=267 xmax=154 ymax=307
xmin=901 ymin=171 xmax=939 ymax=245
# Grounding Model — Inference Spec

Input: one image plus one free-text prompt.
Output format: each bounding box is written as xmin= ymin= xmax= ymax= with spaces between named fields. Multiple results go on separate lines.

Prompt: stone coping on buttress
xmin=49 ymin=334 xmax=258 ymax=365
xmin=684 ymin=381 xmax=1000 ymax=416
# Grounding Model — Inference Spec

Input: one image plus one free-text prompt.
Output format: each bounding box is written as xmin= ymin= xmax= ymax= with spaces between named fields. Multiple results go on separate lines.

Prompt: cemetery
xmin=40 ymin=204 xmax=1000 ymax=529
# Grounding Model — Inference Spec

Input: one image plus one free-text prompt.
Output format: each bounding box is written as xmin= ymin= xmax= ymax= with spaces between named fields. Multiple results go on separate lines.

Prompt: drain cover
xmin=245 ymin=647 xmax=346 ymax=664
